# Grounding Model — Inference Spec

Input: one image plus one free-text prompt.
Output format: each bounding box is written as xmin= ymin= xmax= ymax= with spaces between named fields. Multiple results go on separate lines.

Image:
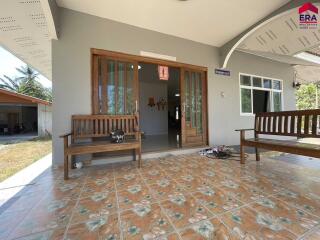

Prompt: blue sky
xmin=0 ymin=46 xmax=52 ymax=88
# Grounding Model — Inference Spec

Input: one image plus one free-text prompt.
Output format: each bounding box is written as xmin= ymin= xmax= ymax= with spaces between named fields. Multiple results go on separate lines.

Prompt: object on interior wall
xmin=158 ymin=65 xmax=169 ymax=80
xmin=157 ymin=98 xmax=167 ymax=110
xmin=220 ymin=91 xmax=225 ymax=98
xmin=148 ymin=97 xmax=156 ymax=107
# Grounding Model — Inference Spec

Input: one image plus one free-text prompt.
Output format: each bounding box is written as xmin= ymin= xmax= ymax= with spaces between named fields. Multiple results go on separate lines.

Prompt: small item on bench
xmin=110 ymin=129 xmax=125 ymax=143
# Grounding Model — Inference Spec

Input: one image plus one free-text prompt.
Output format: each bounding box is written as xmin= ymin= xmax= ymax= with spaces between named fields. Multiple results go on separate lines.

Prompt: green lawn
xmin=0 ymin=138 xmax=52 ymax=182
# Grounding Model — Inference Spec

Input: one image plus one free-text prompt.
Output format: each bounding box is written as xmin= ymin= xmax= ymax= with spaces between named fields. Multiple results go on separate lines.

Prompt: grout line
xmin=63 ymin=169 xmax=88 ymax=239
xmin=113 ymin=165 xmax=124 ymax=240
xmin=137 ymin=163 xmax=184 ymax=240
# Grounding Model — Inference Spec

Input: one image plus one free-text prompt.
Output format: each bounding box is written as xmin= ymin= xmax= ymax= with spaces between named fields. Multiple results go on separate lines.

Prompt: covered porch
xmin=1 ymin=0 xmax=320 ymax=239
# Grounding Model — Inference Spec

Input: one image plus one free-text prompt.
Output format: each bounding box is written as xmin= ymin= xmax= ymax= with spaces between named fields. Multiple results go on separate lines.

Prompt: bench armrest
xmin=59 ymin=132 xmax=72 ymax=138
xmin=235 ymin=129 xmax=255 ymax=132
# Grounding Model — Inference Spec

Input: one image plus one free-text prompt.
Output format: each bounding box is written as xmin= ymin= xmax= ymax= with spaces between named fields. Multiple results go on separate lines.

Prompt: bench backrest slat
xmin=255 ymin=109 xmax=320 ymax=138
xmin=71 ymin=114 xmax=139 ymax=139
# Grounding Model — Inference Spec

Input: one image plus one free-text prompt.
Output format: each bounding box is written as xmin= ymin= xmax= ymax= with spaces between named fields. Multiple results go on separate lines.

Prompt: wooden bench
xmin=236 ymin=109 xmax=320 ymax=164
xmin=60 ymin=114 xmax=142 ymax=179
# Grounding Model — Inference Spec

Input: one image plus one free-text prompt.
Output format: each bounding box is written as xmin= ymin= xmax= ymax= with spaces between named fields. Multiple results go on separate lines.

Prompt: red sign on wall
xmin=158 ymin=65 xmax=169 ymax=81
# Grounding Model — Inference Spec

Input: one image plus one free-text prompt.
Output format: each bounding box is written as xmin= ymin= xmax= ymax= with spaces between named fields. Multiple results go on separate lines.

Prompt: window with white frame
xmin=240 ymin=74 xmax=283 ymax=115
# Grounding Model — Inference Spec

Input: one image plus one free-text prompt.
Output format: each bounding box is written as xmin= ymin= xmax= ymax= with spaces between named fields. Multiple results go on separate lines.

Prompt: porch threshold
xmin=91 ymin=146 xmax=208 ymax=166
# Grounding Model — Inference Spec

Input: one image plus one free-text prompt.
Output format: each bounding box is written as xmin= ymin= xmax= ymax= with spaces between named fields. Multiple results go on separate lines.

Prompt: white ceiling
xmin=238 ymin=3 xmax=320 ymax=56
xmin=56 ymin=0 xmax=290 ymax=47
xmin=0 ymin=0 xmax=51 ymax=79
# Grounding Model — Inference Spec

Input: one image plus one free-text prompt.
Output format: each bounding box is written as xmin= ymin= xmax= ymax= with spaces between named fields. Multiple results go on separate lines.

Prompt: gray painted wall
xmin=52 ymin=8 xmax=295 ymax=165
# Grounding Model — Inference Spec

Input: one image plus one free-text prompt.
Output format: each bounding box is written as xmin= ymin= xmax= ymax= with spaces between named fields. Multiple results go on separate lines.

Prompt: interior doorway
xmin=138 ymin=63 xmax=181 ymax=152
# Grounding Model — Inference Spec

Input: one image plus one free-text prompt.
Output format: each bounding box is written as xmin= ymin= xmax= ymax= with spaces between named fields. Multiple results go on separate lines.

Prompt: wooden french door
xmin=92 ymin=55 xmax=139 ymax=115
xmin=180 ymin=68 xmax=207 ymax=147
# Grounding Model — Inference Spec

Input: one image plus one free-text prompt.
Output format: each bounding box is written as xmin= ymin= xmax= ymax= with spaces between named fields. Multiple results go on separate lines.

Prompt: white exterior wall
xmin=38 ymin=104 xmax=52 ymax=137
xmin=52 ymin=9 xmax=296 ymax=166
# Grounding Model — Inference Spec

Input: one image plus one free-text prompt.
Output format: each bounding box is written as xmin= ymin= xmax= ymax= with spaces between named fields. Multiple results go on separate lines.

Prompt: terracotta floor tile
xmin=303 ymin=227 xmax=320 ymax=240
xmin=249 ymin=196 xmax=320 ymax=236
xmin=71 ymin=191 xmax=117 ymax=224
xmin=2 ymin=153 xmax=320 ymax=240
xmin=149 ymin=179 xmax=186 ymax=201
xmin=120 ymin=203 xmax=174 ymax=239
xmin=65 ymin=214 xmax=120 ymax=240
xmin=220 ymin=206 xmax=297 ymax=239
xmin=117 ymin=183 xmax=153 ymax=210
xmin=191 ymin=186 xmax=243 ymax=215
xmin=274 ymin=189 xmax=320 ymax=218
xmin=161 ymin=193 xmax=213 ymax=229
xmin=179 ymin=218 xmax=239 ymax=240
xmin=218 ymin=179 xmax=266 ymax=203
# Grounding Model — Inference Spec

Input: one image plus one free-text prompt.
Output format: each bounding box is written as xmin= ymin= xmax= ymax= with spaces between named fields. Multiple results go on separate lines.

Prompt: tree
xmin=296 ymin=83 xmax=318 ymax=110
xmin=0 ymin=65 xmax=52 ymax=102
xmin=0 ymin=75 xmax=20 ymax=92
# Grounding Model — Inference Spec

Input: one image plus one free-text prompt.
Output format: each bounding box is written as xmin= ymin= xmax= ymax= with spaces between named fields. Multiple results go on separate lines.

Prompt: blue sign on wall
xmin=215 ymin=68 xmax=231 ymax=76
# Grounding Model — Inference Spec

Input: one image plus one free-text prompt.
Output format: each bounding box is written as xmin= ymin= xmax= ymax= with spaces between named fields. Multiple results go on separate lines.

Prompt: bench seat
xmin=237 ymin=109 xmax=320 ymax=164
xmin=244 ymin=138 xmax=320 ymax=158
xmin=67 ymin=140 xmax=141 ymax=155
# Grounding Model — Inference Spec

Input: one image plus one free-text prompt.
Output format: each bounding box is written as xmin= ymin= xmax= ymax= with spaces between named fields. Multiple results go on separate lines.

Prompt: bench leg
xmin=255 ymin=148 xmax=260 ymax=162
xmin=240 ymin=131 xmax=245 ymax=164
xmin=132 ymin=149 xmax=136 ymax=161
xmin=64 ymin=153 xmax=69 ymax=180
xmin=240 ymin=144 xmax=245 ymax=164
xmin=137 ymin=148 xmax=142 ymax=168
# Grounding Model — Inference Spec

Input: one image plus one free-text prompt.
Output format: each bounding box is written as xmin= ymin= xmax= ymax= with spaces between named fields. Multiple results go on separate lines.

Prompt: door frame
xmin=91 ymin=48 xmax=209 ymax=146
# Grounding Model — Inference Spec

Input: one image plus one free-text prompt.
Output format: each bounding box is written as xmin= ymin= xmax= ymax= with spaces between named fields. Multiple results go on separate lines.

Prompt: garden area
xmin=0 ymin=137 xmax=52 ymax=182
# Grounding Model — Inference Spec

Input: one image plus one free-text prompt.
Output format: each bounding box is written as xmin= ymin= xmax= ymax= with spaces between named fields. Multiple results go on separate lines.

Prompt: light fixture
xmin=175 ymin=93 xmax=180 ymax=97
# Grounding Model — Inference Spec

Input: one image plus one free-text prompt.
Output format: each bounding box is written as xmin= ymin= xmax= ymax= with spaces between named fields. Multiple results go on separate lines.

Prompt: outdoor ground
xmin=0 ymin=137 xmax=52 ymax=182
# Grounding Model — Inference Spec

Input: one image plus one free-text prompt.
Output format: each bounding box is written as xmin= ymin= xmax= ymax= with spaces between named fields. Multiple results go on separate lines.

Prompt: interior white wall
xmin=139 ymin=81 xmax=168 ymax=136
xmin=52 ymin=8 xmax=296 ymax=166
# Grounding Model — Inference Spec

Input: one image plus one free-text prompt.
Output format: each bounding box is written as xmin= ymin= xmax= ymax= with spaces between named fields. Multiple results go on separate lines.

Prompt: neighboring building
xmin=0 ymin=89 xmax=52 ymax=137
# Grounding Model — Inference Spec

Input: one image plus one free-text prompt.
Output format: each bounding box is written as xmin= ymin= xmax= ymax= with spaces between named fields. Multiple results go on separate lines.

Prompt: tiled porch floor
xmin=1 ymin=153 xmax=320 ymax=239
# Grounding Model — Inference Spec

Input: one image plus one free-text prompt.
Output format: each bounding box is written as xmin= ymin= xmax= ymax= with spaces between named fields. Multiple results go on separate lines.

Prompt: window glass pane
xmin=240 ymin=75 xmax=251 ymax=86
xmin=195 ymin=73 xmax=202 ymax=134
xmin=273 ymin=80 xmax=281 ymax=90
xmin=107 ymin=60 xmax=116 ymax=114
xmin=273 ymin=92 xmax=282 ymax=112
xmin=117 ymin=62 xmax=125 ymax=114
xmin=185 ymin=71 xmax=190 ymax=122
xmin=263 ymin=79 xmax=272 ymax=89
xmin=191 ymin=72 xmax=196 ymax=128
xmin=252 ymin=77 xmax=262 ymax=87
xmin=241 ymin=88 xmax=252 ymax=113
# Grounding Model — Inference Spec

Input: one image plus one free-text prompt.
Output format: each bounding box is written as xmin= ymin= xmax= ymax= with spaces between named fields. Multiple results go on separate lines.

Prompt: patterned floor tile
xmin=117 ymin=183 xmax=153 ymax=210
xmin=161 ymin=193 xmax=213 ymax=229
xmin=65 ymin=214 xmax=120 ymax=240
xmin=149 ymin=179 xmax=186 ymax=201
xmin=191 ymin=186 xmax=243 ymax=215
xmin=71 ymin=191 xmax=117 ymax=224
xmin=2 ymin=153 xmax=320 ymax=240
xmin=249 ymin=196 xmax=320 ymax=236
xmin=220 ymin=206 xmax=297 ymax=239
xmin=274 ymin=189 xmax=320 ymax=218
xmin=179 ymin=218 xmax=239 ymax=240
xmin=120 ymin=203 xmax=174 ymax=239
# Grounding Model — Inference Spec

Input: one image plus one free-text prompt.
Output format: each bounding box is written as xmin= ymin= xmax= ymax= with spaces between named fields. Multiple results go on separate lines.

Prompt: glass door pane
xmin=182 ymin=69 xmax=206 ymax=147
xmin=97 ymin=57 xmax=137 ymax=115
